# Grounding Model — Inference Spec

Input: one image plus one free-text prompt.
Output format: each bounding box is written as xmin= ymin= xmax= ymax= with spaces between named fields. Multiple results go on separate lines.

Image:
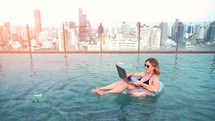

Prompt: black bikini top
xmin=138 ymin=74 xmax=154 ymax=85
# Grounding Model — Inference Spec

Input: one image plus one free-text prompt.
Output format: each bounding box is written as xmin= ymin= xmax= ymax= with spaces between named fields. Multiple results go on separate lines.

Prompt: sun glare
xmin=0 ymin=0 xmax=214 ymax=25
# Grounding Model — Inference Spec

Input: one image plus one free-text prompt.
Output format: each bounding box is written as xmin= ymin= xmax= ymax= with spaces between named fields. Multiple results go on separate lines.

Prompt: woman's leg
xmin=91 ymin=80 xmax=125 ymax=92
xmin=98 ymin=80 xmax=126 ymax=90
xmin=95 ymin=81 xmax=136 ymax=95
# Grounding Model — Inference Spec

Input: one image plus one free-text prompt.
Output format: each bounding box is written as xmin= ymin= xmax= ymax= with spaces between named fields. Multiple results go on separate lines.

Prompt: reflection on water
xmin=29 ymin=55 xmax=37 ymax=77
xmin=0 ymin=62 xmax=3 ymax=78
xmin=114 ymin=93 xmax=159 ymax=120
xmin=136 ymin=54 xmax=140 ymax=70
xmin=100 ymin=54 xmax=103 ymax=65
xmin=212 ymin=54 xmax=215 ymax=68
xmin=64 ymin=53 xmax=67 ymax=59
xmin=64 ymin=56 xmax=69 ymax=74
xmin=114 ymin=94 xmax=133 ymax=109
xmin=114 ymin=93 xmax=159 ymax=108
xmin=0 ymin=63 xmax=2 ymax=72
xmin=173 ymin=54 xmax=178 ymax=72
xmin=0 ymin=54 xmax=214 ymax=121
xmin=209 ymin=54 xmax=215 ymax=78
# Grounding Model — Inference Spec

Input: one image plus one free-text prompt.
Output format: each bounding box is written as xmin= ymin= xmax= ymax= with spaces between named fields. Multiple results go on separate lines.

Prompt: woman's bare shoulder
xmin=152 ymin=75 xmax=160 ymax=81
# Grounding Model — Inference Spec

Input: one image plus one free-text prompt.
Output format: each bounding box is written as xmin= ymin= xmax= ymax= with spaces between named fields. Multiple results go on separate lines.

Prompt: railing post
xmin=27 ymin=24 xmax=32 ymax=58
xmin=137 ymin=22 xmax=141 ymax=53
xmin=100 ymin=34 xmax=102 ymax=53
xmin=98 ymin=23 xmax=104 ymax=53
xmin=176 ymin=22 xmax=181 ymax=54
xmin=63 ymin=24 xmax=67 ymax=58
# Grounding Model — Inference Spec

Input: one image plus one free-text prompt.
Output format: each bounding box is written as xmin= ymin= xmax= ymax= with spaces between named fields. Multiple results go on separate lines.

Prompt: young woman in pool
xmin=92 ymin=58 xmax=161 ymax=96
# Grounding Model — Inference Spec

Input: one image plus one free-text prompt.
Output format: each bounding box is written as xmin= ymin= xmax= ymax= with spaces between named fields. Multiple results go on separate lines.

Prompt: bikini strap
xmin=149 ymin=74 xmax=154 ymax=80
xmin=139 ymin=74 xmax=154 ymax=80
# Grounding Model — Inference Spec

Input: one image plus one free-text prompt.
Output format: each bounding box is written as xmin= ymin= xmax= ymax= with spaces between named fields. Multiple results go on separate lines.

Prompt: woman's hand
xmin=127 ymin=73 xmax=132 ymax=77
xmin=133 ymin=81 xmax=142 ymax=86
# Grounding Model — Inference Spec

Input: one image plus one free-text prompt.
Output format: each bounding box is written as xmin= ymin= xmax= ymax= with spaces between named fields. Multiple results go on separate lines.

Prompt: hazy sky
xmin=0 ymin=0 xmax=214 ymax=27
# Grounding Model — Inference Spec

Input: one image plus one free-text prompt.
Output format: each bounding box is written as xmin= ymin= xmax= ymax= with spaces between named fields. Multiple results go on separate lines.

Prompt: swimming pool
xmin=0 ymin=54 xmax=214 ymax=121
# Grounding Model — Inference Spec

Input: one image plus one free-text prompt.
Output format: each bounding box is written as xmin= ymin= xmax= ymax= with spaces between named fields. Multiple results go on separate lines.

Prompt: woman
xmin=92 ymin=58 xmax=161 ymax=96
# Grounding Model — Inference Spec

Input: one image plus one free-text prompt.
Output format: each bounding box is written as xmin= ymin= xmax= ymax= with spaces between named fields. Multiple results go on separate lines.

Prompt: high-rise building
xmin=205 ymin=21 xmax=215 ymax=42
xmin=64 ymin=21 xmax=77 ymax=48
xmin=0 ymin=26 xmax=8 ymax=45
xmin=98 ymin=23 xmax=104 ymax=38
xmin=140 ymin=24 xmax=150 ymax=47
xmin=0 ymin=22 xmax=10 ymax=45
xmin=150 ymin=26 xmax=161 ymax=48
xmin=79 ymin=8 xmax=89 ymax=41
xmin=121 ymin=22 xmax=129 ymax=38
xmin=159 ymin=22 xmax=168 ymax=47
xmin=4 ymin=22 xmax=10 ymax=36
xmin=34 ymin=10 xmax=42 ymax=37
xmin=187 ymin=23 xmax=194 ymax=36
xmin=171 ymin=19 xmax=185 ymax=42
xmin=195 ymin=24 xmax=205 ymax=40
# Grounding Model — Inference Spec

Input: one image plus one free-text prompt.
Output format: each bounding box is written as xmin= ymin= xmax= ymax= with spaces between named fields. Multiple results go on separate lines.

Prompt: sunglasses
xmin=144 ymin=64 xmax=151 ymax=68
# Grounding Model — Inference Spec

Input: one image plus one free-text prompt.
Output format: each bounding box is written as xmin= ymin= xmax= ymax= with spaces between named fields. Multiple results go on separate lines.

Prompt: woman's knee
xmin=127 ymin=84 xmax=136 ymax=90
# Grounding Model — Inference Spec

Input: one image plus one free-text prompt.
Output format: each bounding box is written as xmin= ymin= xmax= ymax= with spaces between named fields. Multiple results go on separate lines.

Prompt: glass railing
xmin=0 ymin=21 xmax=214 ymax=54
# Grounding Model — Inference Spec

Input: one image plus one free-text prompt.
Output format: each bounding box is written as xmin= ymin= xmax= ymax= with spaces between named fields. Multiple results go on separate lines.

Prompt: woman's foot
xmin=95 ymin=87 xmax=106 ymax=96
xmin=91 ymin=87 xmax=101 ymax=92
xmin=91 ymin=88 xmax=97 ymax=92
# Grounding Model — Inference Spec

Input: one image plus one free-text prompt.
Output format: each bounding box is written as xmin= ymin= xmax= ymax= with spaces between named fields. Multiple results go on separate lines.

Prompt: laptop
xmin=116 ymin=65 xmax=139 ymax=84
xmin=116 ymin=64 xmax=128 ymax=81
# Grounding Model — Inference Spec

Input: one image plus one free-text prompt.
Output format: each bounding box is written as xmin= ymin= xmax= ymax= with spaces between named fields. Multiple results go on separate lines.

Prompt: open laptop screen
xmin=116 ymin=65 xmax=127 ymax=80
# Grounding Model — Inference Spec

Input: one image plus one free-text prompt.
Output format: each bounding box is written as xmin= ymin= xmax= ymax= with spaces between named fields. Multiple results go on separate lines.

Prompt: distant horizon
xmin=0 ymin=20 xmax=213 ymax=29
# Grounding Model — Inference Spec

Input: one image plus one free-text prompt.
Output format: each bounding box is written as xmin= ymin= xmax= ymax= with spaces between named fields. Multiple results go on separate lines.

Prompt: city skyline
xmin=0 ymin=0 xmax=215 ymax=27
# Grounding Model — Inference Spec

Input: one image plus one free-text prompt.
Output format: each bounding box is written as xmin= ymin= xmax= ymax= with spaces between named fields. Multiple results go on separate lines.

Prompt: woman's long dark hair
xmin=145 ymin=58 xmax=160 ymax=76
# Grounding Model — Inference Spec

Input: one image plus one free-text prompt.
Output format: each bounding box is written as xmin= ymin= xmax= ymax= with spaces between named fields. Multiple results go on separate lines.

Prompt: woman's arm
xmin=133 ymin=76 xmax=160 ymax=92
xmin=127 ymin=72 xmax=145 ymax=77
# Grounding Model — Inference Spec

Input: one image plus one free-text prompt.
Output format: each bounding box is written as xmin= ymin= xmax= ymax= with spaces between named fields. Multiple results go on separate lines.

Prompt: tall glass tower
xmin=34 ymin=10 xmax=42 ymax=37
xmin=171 ymin=19 xmax=184 ymax=42
xmin=79 ymin=8 xmax=87 ymax=41
xmin=205 ymin=21 xmax=215 ymax=42
xmin=159 ymin=22 xmax=168 ymax=47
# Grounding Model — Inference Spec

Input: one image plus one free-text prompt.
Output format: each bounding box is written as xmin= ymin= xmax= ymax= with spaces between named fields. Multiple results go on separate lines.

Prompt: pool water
xmin=0 ymin=54 xmax=214 ymax=121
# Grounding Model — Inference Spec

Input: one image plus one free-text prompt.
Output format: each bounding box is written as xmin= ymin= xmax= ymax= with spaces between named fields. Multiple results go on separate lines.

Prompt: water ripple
xmin=0 ymin=54 xmax=214 ymax=121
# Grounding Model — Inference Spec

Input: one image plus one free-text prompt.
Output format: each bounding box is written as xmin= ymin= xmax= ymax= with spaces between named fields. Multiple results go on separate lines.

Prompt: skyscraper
xmin=195 ymin=24 xmax=205 ymax=40
xmin=4 ymin=22 xmax=10 ymax=36
xmin=171 ymin=19 xmax=185 ymax=42
xmin=0 ymin=22 xmax=10 ymax=44
xmin=187 ymin=23 xmax=194 ymax=36
xmin=121 ymin=22 xmax=129 ymax=38
xmin=159 ymin=22 xmax=168 ymax=47
xmin=150 ymin=26 xmax=161 ymax=48
xmin=0 ymin=26 xmax=8 ymax=46
xmin=205 ymin=21 xmax=215 ymax=42
xmin=98 ymin=23 xmax=104 ymax=38
xmin=79 ymin=8 xmax=88 ymax=41
xmin=140 ymin=24 xmax=150 ymax=47
xmin=34 ymin=10 xmax=42 ymax=37
xmin=64 ymin=21 xmax=77 ymax=47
